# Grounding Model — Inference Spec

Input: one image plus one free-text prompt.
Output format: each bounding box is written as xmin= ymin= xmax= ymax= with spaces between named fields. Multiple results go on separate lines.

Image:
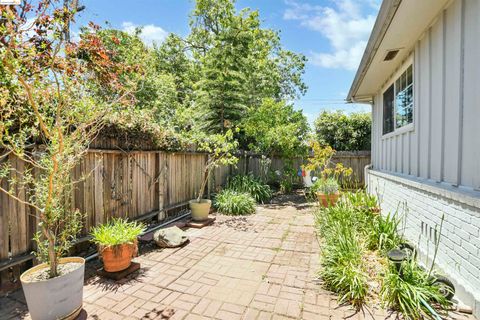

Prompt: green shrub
xmin=226 ymin=174 xmax=272 ymax=203
xmin=214 ymin=189 xmax=256 ymax=215
xmin=314 ymin=110 xmax=371 ymax=151
xmin=311 ymin=177 xmax=339 ymax=195
xmin=381 ymin=260 xmax=449 ymax=319
xmin=91 ymin=218 xmax=145 ymax=247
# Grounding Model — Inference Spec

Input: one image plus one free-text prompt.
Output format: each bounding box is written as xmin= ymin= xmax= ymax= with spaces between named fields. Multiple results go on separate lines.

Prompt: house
xmin=348 ymin=0 xmax=480 ymax=315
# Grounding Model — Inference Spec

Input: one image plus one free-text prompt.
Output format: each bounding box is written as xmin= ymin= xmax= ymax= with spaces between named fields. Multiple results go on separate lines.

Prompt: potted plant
xmin=303 ymin=141 xmax=353 ymax=205
xmin=189 ymin=130 xmax=238 ymax=221
xmin=0 ymin=3 xmax=132 ymax=319
xmin=312 ymin=177 xmax=341 ymax=207
xmin=91 ymin=219 xmax=144 ymax=272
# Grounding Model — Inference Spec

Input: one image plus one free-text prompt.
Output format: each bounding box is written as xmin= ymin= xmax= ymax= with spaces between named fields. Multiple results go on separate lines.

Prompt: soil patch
xmin=23 ymin=262 xmax=83 ymax=282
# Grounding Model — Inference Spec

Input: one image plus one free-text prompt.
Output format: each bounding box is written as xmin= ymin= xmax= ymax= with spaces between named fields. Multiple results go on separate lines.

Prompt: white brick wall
xmin=367 ymin=169 xmax=480 ymax=316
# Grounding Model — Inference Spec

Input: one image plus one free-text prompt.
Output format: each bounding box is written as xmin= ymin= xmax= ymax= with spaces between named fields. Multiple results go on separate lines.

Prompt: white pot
xmin=189 ymin=199 xmax=211 ymax=221
xmin=20 ymin=257 xmax=85 ymax=320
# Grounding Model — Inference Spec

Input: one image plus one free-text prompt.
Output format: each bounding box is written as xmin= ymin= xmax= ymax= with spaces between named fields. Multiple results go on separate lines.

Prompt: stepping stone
xmin=153 ymin=226 xmax=189 ymax=248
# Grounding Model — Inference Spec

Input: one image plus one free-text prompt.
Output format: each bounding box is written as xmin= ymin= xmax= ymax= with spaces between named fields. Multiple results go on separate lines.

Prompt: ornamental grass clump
xmin=316 ymin=203 xmax=370 ymax=309
xmin=226 ymin=174 xmax=272 ymax=203
xmin=214 ymin=189 xmax=256 ymax=215
xmin=319 ymin=221 xmax=369 ymax=309
xmin=380 ymin=259 xmax=450 ymax=320
xmin=91 ymin=218 xmax=145 ymax=248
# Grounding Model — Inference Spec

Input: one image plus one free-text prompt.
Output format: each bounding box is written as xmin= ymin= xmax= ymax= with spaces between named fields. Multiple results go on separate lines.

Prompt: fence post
xmin=157 ymin=152 xmax=167 ymax=221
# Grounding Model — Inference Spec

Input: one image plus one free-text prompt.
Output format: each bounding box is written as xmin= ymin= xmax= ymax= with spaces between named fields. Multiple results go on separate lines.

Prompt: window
xmin=383 ymin=85 xmax=394 ymax=134
xmin=382 ymin=65 xmax=414 ymax=135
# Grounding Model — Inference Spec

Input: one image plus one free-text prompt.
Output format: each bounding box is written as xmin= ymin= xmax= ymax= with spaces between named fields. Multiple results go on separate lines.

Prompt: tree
xmin=195 ymin=130 xmax=238 ymax=202
xmin=92 ymin=28 xmax=180 ymax=126
xmin=189 ymin=0 xmax=307 ymax=133
xmin=241 ymin=98 xmax=309 ymax=158
xmin=154 ymin=33 xmax=195 ymax=106
xmin=314 ymin=111 xmax=371 ymax=151
xmin=0 ymin=1 xmax=133 ymax=277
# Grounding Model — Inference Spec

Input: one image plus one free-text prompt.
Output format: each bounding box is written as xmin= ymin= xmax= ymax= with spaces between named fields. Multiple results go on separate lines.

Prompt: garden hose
xmin=419 ymin=297 xmax=442 ymax=320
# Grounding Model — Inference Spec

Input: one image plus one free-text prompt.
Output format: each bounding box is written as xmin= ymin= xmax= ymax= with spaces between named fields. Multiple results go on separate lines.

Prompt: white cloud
xmin=121 ymin=22 xmax=168 ymax=46
xmin=284 ymin=0 xmax=377 ymax=71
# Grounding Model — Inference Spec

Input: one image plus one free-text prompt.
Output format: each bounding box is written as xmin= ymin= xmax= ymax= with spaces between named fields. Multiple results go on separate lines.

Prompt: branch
xmin=0 ymin=184 xmax=42 ymax=212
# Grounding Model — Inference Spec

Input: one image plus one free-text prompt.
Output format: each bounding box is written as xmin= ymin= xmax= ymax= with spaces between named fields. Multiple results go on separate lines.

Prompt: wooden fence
xmin=0 ymin=149 xmax=369 ymax=292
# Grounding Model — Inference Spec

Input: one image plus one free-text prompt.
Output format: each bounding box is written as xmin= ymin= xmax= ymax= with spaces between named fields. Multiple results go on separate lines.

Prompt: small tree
xmin=195 ymin=130 xmax=238 ymax=202
xmin=0 ymin=2 xmax=132 ymax=278
xmin=304 ymin=141 xmax=352 ymax=181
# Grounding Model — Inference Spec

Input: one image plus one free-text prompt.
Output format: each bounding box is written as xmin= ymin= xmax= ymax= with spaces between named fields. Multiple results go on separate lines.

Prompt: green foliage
xmin=0 ymin=2 xmax=134 ymax=277
xmin=381 ymin=260 xmax=450 ymax=319
xmin=93 ymin=29 xmax=181 ymax=126
xmin=315 ymin=193 xmax=381 ymax=309
xmin=189 ymin=0 xmax=307 ymax=134
xmin=311 ymin=178 xmax=339 ymax=195
xmin=343 ymin=191 xmax=378 ymax=211
xmin=317 ymin=191 xmax=450 ymax=318
xmin=314 ymin=111 xmax=371 ymax=151
xmin=368 ymin=213 xmax=403 ymax=252
xmin=195 ymin=130 xmax=239 ymax=202
xmin=241 ymin=98 xmax=309 ymax=158
xmin=304 ymin=141 xmax=353 ymax=182
xmin=226 ymin=174 xmax=272 ymax=203
xmin=154 ymin=33 xmax=196 ymax=106
xmin=214 ymin=189 xmax=256 ymax=215
xmin=316 ymin=205 xmax=369 ymax=309
xmin=91 ymin=218 xmax=145 ymax=247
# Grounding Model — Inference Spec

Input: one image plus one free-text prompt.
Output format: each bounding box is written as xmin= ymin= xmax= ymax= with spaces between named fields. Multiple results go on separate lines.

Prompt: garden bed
xmin=314 ymin=191 xmax=473 ymax=320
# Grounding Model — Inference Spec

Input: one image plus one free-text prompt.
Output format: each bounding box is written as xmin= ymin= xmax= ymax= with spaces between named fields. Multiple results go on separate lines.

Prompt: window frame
xmin=381 ymin=58 xmax=415 ymax=139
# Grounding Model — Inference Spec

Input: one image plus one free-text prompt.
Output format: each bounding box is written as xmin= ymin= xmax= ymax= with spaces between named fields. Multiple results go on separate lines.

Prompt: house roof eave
xmin=347 ymin=0 xmax=402 ymax=103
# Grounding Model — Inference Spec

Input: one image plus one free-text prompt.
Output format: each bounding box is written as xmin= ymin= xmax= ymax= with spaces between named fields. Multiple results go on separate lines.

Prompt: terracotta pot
xmin=99 ymin=242 xmax=137 ymax=272
xmin=189 ymin=199 xmax=211 ymax=221
xmin=20 ymin=257 xmax=85 ymax=320
xmin=316 ymin=191 xmax=340 ymax=207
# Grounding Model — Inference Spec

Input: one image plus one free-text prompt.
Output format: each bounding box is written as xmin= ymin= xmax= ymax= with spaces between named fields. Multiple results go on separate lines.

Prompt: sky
xmin=75 ymin=0 xmax=381 ymax=125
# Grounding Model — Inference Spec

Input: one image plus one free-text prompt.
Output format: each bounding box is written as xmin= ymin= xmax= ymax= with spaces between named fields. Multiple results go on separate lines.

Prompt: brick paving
xmin=0 ymin=193 xmax=476 ymax=319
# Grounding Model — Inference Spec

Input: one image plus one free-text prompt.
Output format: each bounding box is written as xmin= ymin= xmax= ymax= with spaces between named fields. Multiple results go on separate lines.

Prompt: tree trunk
xmin=47 ymin=232 xmax=58 ymax=278
xmin=197 ymin=166 xmax=210 ymax=203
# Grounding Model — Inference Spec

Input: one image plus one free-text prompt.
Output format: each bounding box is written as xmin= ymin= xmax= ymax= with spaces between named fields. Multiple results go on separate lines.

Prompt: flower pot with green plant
xmin=0 ymin=3 xmax=133 ymax=319
xmin=303 ymin=141 xmax=353 ymax=206
xmin=189 ymin=130 xmax=238 ymax=221
xmin=311 ymin=177 xmax=340 ymax=207
xmin=91 ymin=219 xmax=144 ymax=272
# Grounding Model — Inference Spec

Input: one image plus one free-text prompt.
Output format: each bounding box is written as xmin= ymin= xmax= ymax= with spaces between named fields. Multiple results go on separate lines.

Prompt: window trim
xmin=381 ymin=57 xmax=415 ymax=139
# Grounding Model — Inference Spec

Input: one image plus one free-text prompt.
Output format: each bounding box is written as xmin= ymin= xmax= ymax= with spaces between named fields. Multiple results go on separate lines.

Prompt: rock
xmin=153 ymin=226 xmax=189 ymax=248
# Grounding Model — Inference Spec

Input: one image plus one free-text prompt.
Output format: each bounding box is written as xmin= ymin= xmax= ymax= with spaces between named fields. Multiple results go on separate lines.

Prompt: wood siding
xmin=371 ymin=0 xmax=480 ymax=191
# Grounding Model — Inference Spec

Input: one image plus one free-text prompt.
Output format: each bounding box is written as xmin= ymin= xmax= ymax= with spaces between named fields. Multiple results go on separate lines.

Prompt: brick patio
xmin=0 ymin=194 xmax=476 ymax=320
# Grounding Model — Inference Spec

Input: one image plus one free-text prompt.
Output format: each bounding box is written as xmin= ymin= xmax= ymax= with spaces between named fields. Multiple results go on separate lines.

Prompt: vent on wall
xmin=384 ymin=49 xmax=400 ymax=61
